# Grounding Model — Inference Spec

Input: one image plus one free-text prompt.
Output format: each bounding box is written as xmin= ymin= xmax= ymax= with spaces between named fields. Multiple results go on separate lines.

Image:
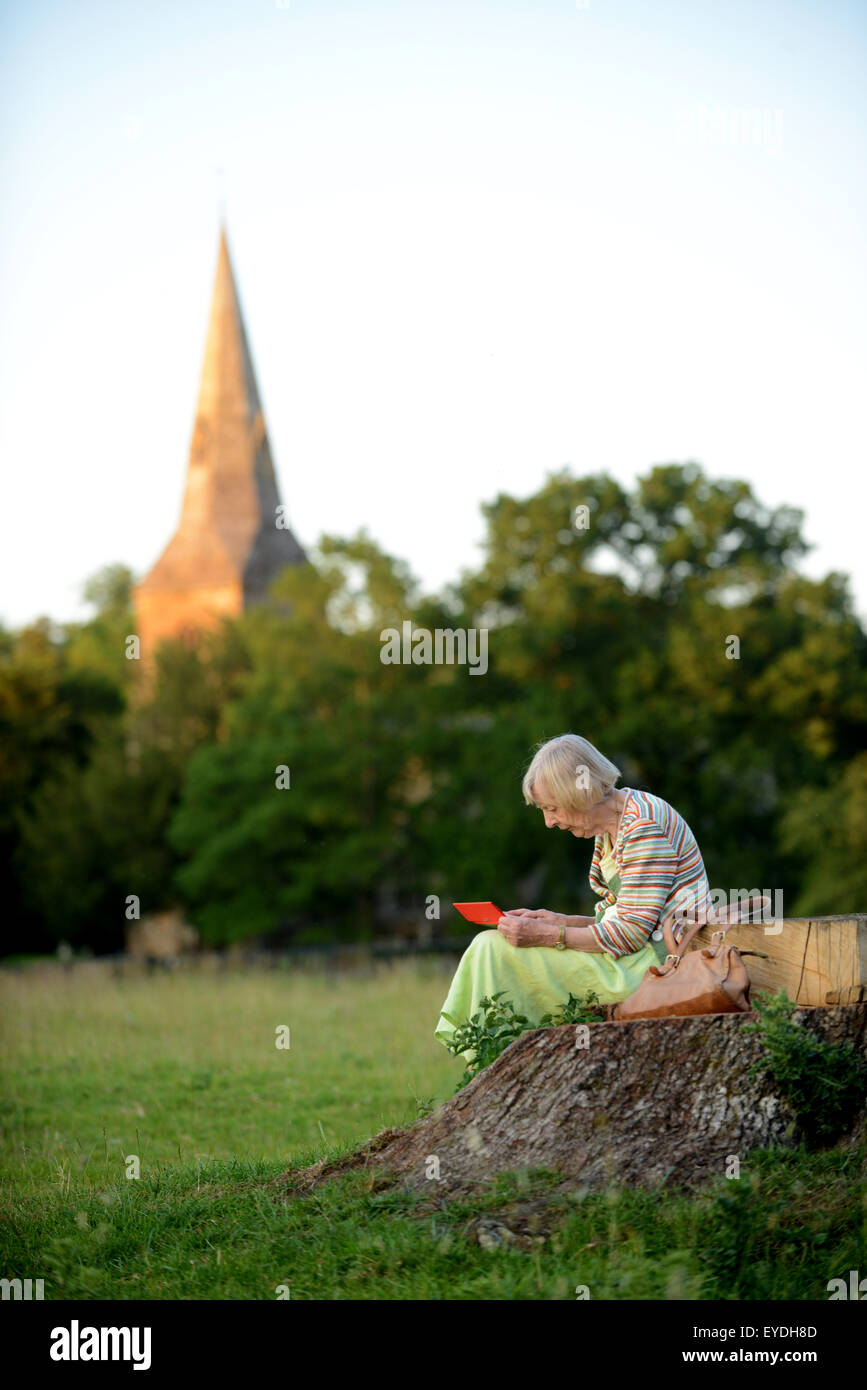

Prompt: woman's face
xmin=532 ymin=779 xmax=600 ymax=838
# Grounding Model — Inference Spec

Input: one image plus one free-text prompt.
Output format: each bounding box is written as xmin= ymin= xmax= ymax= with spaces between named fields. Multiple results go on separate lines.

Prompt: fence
xmin=1 ymin=936 xmax=477 ymax=980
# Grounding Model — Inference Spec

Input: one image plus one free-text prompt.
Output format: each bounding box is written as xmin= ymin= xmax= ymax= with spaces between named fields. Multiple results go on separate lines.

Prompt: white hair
xmin=522 ymin=733 xmax=621 ymax=812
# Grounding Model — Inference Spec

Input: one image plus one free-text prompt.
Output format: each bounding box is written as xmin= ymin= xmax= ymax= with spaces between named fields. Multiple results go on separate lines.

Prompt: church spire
xmin=134 ymin=226 xmax=306 ymax=655
xmin=195 ymin=224 xmax=261 ymax=448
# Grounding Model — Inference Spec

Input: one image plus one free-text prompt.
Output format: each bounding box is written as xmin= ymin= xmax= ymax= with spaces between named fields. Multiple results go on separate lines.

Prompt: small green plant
xmin=440 ymin=993 xmax=532 ymax=1090
xmin=441 ymin=990 xmax=604 ymax=1091
xmin=743 ymin=990 xmax=867 ymax=1146
xmin=538 ymin=991 xmax=604 ymax=1028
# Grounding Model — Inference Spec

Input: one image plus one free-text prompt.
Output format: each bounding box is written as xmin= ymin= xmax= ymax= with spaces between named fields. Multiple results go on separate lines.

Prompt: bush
xmin=743 ymin=990 xmax=867 ymax=1146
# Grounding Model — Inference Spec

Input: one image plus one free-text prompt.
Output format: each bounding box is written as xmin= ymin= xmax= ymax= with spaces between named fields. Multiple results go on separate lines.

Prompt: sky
xmin=1 ymin=0 xmax=865 ymax=629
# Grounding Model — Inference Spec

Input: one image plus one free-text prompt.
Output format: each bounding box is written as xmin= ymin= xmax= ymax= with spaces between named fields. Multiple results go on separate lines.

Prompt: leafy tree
xmin=0 ymin=621 xmax=124 ymax=953
xmin=65 ymin=563 xmax=136 ymax=685
xmin=3 ymin=465 xmax=866 ymax=955
xmin=778 ymin=753 xmax=867 ymax=914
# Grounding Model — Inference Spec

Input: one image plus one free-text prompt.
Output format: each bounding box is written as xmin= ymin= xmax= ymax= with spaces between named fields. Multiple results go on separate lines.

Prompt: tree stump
xmin=279 ymin=1006 xmax=867 ymax=1197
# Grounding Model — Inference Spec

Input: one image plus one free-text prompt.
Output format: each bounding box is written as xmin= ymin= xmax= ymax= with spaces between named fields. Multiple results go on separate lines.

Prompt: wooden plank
xmin=691 ymin=916 xmax=867 ymax=1006
xmin=825 ymin=985 xmax=867 ymax=1005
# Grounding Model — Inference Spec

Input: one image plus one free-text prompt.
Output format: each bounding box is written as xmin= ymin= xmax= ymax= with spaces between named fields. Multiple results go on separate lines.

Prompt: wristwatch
xmin=555 ymin=923 xmax=567 ymax=950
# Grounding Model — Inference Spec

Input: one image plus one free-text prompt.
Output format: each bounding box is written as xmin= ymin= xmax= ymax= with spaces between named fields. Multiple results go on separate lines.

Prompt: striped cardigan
xmin=588 ymin=788 xmax=712 ymax=958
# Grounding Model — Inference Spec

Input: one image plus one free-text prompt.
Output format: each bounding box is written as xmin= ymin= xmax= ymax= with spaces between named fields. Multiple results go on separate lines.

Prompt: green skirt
xmin=434 ymin=929 xmax=663 ymax=1055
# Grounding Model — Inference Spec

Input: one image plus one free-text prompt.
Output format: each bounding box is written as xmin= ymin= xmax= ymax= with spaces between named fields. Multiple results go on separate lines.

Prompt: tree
xmin=0 ymin=621 xmax=124 ymax=953
xmin=4 ymin=466 xmax=865 ymax=955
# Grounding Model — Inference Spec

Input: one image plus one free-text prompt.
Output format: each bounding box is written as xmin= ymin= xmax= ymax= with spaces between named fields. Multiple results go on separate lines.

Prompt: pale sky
xmin=1 ymin=0 xmax=865 ymax=629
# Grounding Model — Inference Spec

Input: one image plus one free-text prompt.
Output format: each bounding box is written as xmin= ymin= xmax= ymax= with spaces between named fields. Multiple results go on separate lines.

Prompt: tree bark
xmin=279 ymin=1005 xmax=867 ymax=1198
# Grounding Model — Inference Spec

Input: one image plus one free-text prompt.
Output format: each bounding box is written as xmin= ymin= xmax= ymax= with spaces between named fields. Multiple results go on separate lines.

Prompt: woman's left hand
xmin=497 ymin=914 xmax=559 ymax=948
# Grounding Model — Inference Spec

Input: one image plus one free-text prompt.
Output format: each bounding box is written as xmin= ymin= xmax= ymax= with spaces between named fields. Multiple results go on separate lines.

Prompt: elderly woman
xmin=435 ymin=733 xmax=719 ymax=1052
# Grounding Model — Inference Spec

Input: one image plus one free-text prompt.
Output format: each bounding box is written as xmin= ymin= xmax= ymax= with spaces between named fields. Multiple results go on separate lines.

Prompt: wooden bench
xmin=692 ymin=913 xmax=867 ymax=1006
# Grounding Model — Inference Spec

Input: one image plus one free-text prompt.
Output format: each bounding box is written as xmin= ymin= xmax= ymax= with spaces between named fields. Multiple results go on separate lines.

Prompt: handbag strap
xmin=661 ymin=914 xmax=707 ymax=962
xmin=660 ymin=892 xmax=770 ymax=963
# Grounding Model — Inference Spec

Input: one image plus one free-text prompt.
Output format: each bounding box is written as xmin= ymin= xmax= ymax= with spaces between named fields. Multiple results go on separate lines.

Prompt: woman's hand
xmin=497 ymin=913 xmax=560 ymax=948
xmin=503 ymin=908 xmax=567 ymax=926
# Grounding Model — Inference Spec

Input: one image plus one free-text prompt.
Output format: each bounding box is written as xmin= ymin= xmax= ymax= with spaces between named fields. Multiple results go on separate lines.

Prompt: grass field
xmin=1 ymin=959 xmax=865 ymax=1300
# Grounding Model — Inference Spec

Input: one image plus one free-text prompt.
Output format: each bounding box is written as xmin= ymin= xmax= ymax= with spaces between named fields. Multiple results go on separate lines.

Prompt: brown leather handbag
xmin=609 ymin=900 xmax=766 ymax=1021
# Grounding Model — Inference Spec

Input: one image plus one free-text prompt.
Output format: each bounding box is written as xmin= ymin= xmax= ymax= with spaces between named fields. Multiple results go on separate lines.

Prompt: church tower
xmin=134 ymin=226 xmax=306 ymax=656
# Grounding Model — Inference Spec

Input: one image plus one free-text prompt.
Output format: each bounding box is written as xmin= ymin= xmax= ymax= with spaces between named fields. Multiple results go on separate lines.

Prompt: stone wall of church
xmin=134 ymin=582 xmax=243 ymax=661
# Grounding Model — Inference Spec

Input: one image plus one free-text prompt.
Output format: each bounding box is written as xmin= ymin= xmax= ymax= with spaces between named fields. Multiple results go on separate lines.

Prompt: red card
xmin=453 ymin=901 xmax=503 ymax=925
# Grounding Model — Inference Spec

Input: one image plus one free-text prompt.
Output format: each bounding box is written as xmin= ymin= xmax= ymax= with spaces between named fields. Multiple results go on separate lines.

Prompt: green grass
xmin=1 ymin=958 xmax=460 ymax=1183
xmin=1 ymin=960 xmax=865 ymax=1300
